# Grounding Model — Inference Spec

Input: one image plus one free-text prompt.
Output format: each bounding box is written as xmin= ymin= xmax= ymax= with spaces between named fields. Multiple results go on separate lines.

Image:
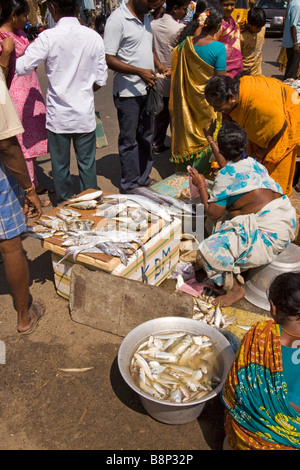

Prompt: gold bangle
xmin=24 ymin=184 xmax=35 ymax=194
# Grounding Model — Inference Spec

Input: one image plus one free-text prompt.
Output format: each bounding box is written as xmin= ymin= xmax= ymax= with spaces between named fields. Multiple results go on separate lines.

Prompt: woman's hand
xmin=203 ymin=119 xmax=217 ymax=142
xmin=187 ymin=166 xmax=207 ymax=188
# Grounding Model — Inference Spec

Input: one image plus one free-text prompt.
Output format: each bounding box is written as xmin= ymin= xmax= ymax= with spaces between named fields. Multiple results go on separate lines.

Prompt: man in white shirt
xmin=151 ymin=0 xmax=189 ymax=153
xmin=104 ymin=0 xmax=168 ymax=193
xmin=16 ymin=0 xmax=108 ymax=205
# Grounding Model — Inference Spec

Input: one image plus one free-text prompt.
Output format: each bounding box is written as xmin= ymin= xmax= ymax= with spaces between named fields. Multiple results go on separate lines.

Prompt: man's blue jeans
xmin=113 ymin=94 xmax=154 ymax=192
xmin=47 ymin=130 xmax=97 ymax=204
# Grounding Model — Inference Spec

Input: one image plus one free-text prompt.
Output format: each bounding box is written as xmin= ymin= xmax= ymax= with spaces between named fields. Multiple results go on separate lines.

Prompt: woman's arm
xmin=188 ymin=167 xmax=226 ymax=220
xmin=203 ymin=119 xmax=227 ymax=168
xmin=0 ymin=36 xmax=15 ymax=78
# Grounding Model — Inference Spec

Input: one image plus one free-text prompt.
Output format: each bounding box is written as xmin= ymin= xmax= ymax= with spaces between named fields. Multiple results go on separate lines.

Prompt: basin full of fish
xmin=130 ymin=332 xmax=221 ymax=404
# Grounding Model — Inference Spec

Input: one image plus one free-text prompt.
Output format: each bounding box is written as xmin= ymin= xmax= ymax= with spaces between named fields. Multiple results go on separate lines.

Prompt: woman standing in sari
xmin=0 ymin=0 xmax=48 ymax=196
xmin=222 ymin=272 xmax=300 ymax=450
xmin=204 ymin=74 xmax=300 ymax=196
xmin=214 ymin=0 xmax=243 ymax=78
xmin=169 ymin=4 xmax=226 ymax=171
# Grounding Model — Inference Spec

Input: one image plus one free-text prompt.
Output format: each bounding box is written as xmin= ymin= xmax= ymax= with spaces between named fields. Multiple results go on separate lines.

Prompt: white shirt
xmin=16 ymin=17 xmax=108 ymax=133
xmin=104 ymin=3 xmax=154 ymax=97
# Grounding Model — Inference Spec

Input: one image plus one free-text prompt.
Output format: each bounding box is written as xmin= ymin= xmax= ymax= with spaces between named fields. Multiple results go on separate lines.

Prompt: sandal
xmin=17 ymin=298 xmax=46 ymax=335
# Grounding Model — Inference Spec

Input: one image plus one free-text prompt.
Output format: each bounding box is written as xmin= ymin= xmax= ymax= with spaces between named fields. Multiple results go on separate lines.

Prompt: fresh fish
xmin=130 ymin=187 xmax=196 ymax=215
xmin=236 ymin=324 xmax=251 ymax=331
xmin=104 ymin=194 xmax=173 ymax=222
xmin=68 ymin=200 xmax=98 ymax=210
xmin=130 ymin=331 xmax=219 ymax=404
xmin=68 ymin=190 xmax=103 ymax=203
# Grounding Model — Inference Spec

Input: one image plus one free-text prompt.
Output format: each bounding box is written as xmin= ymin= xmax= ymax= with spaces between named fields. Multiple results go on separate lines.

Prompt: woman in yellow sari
xmin=169 ymin=4 xmax=226 ymax=171
xmin=204 ymin=74 xmax=300 ymax=196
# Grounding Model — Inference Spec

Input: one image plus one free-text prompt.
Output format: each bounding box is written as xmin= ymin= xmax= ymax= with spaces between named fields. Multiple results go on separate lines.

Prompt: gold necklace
xmin=282 ymin=327 xmax=300 ymax=338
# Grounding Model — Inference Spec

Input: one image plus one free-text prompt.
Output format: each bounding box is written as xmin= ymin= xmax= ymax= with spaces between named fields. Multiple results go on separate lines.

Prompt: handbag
xmin=95 ymin=111 xmax=108 ymax=149
xmin=146 ymin=85 xmax=164 ymax=117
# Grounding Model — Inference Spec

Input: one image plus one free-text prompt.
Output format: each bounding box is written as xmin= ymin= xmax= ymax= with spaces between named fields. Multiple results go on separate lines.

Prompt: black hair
xmin=268 ymin=272 xmax=300 ymax=323
xmin=247 ymin=6 xmax=266 ymax=27
xmin=217 ymin=122 xmax=247 ymax=162
xmin=205 ymin=75 xmax=240 ymax=104
xmin=47 ymin=0 xmax=76 ymax=17
xmin=175 ymin=0 xmax=222 ymax=44
xmin=166 ymin=0 xmax=190 ymax=12
xmin=0 ymin=0 xmax=29 ymax=25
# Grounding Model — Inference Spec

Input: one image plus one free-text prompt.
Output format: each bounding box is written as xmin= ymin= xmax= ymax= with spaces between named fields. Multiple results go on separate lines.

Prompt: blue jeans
xmin=113 ymin=94 xmax=154 ymax=192
xmin=47 ymin=130 xmax=97 ymax=204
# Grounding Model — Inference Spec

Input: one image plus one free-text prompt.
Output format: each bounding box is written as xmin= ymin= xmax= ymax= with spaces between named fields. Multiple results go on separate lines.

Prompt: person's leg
xmin=284 ymin=47 xmax=300 ymax=79
xmin=136 ymin=95 xmax=154 ymax=187
xmin=25 ymin=157 xmax=39 ymax=187
xmin=47 ymin=130 xmax=73 ymax=204
xmin=152 ymin=97 xmax=170 ymax=151
xmin=114 ymin=94 xmax=143 ymax=192
xmin=0 ymin=236 xmax=44 ymax=332
xmin=72 ymin=131 xmax=98 ymax=192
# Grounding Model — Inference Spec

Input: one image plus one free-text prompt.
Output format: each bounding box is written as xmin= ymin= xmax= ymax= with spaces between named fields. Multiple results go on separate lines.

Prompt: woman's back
xmin=193 ymin=40 xmax=226 ymax=70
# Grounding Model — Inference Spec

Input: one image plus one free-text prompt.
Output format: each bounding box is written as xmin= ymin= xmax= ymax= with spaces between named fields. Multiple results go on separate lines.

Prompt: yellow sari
xmin=169 ymin=37 xmax=219 ymax=169
xmin=230 ymin=75 xmax=300 ymax=196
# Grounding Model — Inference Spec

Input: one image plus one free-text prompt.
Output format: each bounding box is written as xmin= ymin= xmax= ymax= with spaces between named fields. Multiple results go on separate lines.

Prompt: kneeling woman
xmin=189 ymin=122 xmax=296 ymax=307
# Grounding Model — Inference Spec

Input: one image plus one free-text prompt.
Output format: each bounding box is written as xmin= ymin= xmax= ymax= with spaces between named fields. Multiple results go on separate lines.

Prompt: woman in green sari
xmin=169 ymin=3 xmax=226 ymax=172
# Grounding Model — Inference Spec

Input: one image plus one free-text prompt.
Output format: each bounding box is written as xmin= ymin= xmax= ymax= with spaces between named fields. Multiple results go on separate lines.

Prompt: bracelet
xmin=208 ymin=139 xmax=216 ymax=144
xmin=24 ymin=184 xmax=35 ymax=194
xmin=294 ymin=42 xmax=299 ymax=46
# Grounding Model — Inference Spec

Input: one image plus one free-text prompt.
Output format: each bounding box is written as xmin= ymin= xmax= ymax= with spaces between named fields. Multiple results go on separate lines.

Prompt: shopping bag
xmin=95 ymin=111 xmax=108 ymax=149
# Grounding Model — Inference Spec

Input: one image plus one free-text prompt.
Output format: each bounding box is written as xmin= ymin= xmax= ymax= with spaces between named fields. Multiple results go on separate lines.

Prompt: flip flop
xmin=17 ymin=298 xmax=46 ymax=335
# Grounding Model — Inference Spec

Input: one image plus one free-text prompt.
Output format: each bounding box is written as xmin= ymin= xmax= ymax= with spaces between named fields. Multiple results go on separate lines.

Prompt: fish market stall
xmin=27 ymin=189 xmax=184 ymax=300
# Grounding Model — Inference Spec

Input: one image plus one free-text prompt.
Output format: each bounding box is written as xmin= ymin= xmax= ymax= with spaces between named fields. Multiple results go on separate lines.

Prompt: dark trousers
xmin=113 ymin=94 xmax=154 ymax=192
xmin=47 ymin=130 xmax=97 ymax=205
xmin=153 ymin=96 xmax=170 ymax=149
xmin=284 ymin=47 xmax=300 ymax=79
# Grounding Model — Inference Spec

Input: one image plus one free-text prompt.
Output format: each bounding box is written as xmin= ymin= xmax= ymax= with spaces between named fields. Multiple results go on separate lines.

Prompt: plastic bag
xmin=146 ymin=85 xmax=164 ymax=117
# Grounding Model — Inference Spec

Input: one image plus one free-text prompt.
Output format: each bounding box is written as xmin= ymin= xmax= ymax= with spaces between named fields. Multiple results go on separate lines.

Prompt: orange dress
xmin=230 ymin=75 xmax=300 ymax=196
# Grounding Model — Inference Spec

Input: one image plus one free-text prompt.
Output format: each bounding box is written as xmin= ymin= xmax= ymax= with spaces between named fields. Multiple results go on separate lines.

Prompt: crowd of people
xmin=0 ymin=0 xmax=300 ymax=451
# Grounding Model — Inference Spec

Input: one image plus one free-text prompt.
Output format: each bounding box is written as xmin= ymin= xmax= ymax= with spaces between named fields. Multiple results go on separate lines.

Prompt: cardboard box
xmin=49 ymin=217 xmax=182 ymax=300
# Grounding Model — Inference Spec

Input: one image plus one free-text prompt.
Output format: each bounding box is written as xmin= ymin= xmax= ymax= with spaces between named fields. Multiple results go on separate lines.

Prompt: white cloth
xmin=103 ymin=2 xmax=154 ymax=97
xmin=151 ymin=13 xmax=184 ymax=97
xmin=16 ymin=17 xmax=108 ymax=133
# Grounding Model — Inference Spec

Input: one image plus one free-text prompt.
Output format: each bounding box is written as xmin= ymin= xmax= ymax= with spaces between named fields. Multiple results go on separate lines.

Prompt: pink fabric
xmin=178 ymin=279 xmax=205 ymax=297
xmin=0 ymin=29 xmax=48 ymax=162
xmin=215 ymin=18 xmax=243 ymax=79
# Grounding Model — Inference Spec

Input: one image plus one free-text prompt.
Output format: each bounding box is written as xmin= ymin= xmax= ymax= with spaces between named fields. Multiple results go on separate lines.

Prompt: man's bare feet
xmin=17 ymin=299 xmax=45 ymax=335
xmin=213 ymin=280 xmax=245 ymax=307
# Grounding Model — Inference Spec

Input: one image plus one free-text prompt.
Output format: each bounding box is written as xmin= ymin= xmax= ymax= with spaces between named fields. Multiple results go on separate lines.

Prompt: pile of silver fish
xmin=26 ymin=189 xmax=186 ymax=267
xmin=130 ymin=332 xmax=221 ymax=404
xmin=192 ymin=294 xmax=235 ymax=329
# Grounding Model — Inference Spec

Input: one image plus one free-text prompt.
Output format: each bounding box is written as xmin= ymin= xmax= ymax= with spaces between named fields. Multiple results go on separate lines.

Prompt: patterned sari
xmin=214 ymin=17 xmax=243 ymax=79
xmin=198 ymin=157 xmax=296 ymax=289
xmin=222 ymin=320 xmax=300 ymax=450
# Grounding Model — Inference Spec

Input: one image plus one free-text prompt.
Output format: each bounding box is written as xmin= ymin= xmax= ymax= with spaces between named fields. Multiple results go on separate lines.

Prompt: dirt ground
xmin=0 ymin=40 xmax=299 ymax=452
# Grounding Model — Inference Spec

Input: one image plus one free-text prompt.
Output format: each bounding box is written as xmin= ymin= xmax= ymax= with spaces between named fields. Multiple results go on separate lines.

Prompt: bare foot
xmin=17 ymin=299 xmax=45 ymax=335
xmin=213 ymin=284 xmax=245 ymax=307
